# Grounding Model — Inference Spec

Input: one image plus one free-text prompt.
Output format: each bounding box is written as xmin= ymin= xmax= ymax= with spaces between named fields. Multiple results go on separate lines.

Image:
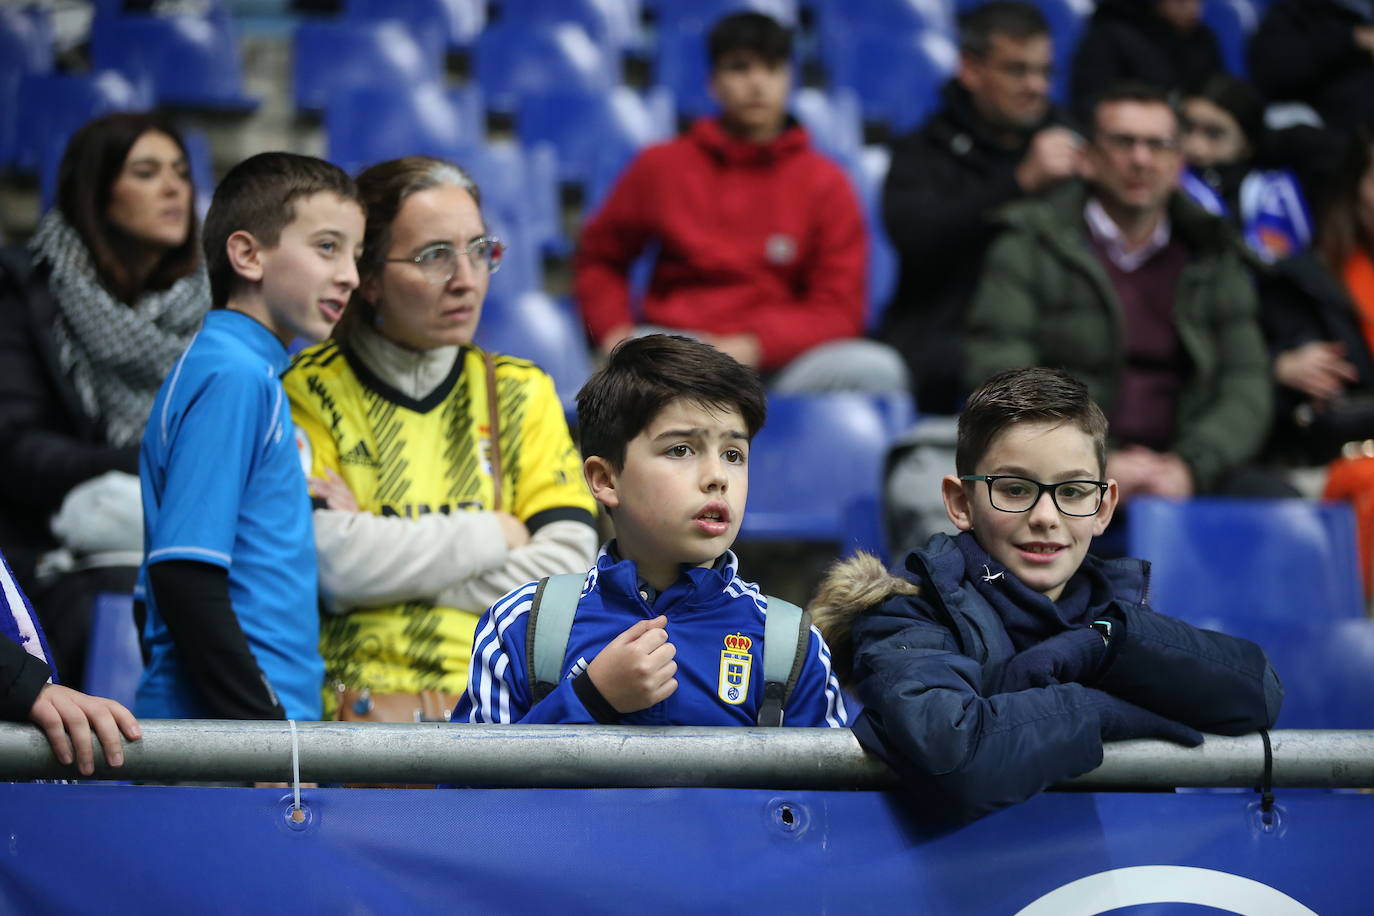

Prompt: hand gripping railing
xmin=0 ymin=722 xmax=1371 ymax=789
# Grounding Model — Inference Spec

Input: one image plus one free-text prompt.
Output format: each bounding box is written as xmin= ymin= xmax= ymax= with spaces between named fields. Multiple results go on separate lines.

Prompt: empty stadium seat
xmin=0 ymin=5 xmax=54 ymax=168
xmin=1126 ymin=497 xmax=1374 ymax=728
xmin=517 ymin=0 xmax=644 ymax=56
xmin=346 ymin=0 xmax=486 ymax=53
xmin=822 ymin=27 xmax=956 ymax=134
xmin=294 ymin=19 xmax=443 ymax=116
xmin=792 ymin=86 xmax=863 ymax=163
xmin=12 ymin=70 xmax=152 ymax=175
xmin=474 ymin=21 xmax=616 ymax=115
xmin=89 ymin=12 xmax=257 ymax=111
xmin=475 ymin=290 xmax=593 ymax=412
xmin=740 ymin=392 xmax=912 ymax=553
xmin=517 ymin=86 xmax=672 ymax=192
xmin=1204 ymin=0 xmax=1260 ymax=78
xmin=843 ymin=143 xmax=898 ymax=331
xmin=326 ymin=82 xmax=473 ymax=177
xmin=82 ymin=593 xmax=142 ymax=711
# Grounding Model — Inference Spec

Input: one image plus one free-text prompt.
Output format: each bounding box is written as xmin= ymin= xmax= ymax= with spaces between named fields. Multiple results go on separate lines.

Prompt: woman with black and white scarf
xmin=0 ymin=111 xmax=208 ymax=688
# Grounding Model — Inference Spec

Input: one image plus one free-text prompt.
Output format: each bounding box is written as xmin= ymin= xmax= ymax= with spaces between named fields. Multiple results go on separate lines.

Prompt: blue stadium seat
xmin=842 ymin=144 xmax=898 ymax=331
xmin=82 ymin=593 xmax=142 ymax=711
xmin=459 ymin=139 xmax=562 ymax=265
xmin=13 ymin=70 xmax=152 ymax=175
xmin=346 ymin=0 xmax=486 ymax=53
xmin=822 ymin=27 xmax=956 ymax=134
xmin=517 ymin=86 xmax=672 ymax=192
xmin=294 ymin=19 xmax=443 ymax=116
xmin=792 ymin=86 xmax=862 ymax=163
xmin=89 ymin=12 xmax=257 ymax=111
xmin=1204 ymin=0 xmax=1260 ymax=78
xmin=1126 ymin=497 xmax=1374 ymax=728
xmin=475 ymin=290 xmax=593 ymax=413
xmin=326 ymin=82 xmax=474 ymax=177
xmin=813 ymin=0 xmax=952 ymax=41
xmin=516 ymin=0 xmax=644 ymax=56
xmin=0 ymin=5 xmax=54 ymax=168
xmin=474 ymin=21 xmax=616 ymax=116
xmin=740 ymin=393 xmax=911 ymax=553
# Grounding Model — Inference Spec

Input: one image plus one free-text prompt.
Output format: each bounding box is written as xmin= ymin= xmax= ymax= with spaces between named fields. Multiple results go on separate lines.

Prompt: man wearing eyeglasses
xmin=880 ymin=1 xmax=1081 ymax=415
xmin=965 ymin=82 xmax=1291 ymax=503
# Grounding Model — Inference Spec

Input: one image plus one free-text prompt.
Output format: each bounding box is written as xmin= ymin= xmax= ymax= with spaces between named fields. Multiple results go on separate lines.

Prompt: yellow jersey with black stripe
xmin=283 ymin=341 xmax=595 ymax=702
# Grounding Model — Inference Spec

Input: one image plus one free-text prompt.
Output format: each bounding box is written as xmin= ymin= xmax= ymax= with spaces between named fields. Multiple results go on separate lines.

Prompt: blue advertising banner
xmin=0 ymin=784 xmax=1365 ymax=914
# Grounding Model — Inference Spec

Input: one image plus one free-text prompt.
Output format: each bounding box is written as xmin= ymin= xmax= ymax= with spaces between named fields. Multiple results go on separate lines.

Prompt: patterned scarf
xmin=28 ymin=211 xmax=209 ymax=447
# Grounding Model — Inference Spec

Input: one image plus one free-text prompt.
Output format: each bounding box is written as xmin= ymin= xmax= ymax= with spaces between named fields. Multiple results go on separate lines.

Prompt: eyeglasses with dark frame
xmin=383 ymin=236 xmax=505 ymax=284
xmin=959 ymin=475 xmax=1108 ymax=517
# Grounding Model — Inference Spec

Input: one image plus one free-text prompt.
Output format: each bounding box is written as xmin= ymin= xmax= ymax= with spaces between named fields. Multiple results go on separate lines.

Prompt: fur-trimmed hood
xmin=809 ymin=551 xmax=919 ymax=683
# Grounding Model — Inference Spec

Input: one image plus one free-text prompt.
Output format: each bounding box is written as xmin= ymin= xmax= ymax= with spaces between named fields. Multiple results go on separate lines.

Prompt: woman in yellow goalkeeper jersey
xmin=283 ymin=156 xmax=598 ymax=721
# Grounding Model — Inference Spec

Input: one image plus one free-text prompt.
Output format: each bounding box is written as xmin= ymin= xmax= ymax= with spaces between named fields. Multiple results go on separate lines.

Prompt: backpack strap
xmin=757 ymin=596 xmax=812 ymax=727
xmin=525 ymin=573 xmax=586 ymax=703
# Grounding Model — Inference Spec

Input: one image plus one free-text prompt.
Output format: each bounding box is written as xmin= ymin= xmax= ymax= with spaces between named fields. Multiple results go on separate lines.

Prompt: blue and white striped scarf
xmin=1 ymin=552 xmax=55 ymax=684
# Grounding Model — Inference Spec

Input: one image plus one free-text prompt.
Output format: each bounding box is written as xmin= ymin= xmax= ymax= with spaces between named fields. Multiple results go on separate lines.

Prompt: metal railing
xmin=0 ymin=722 xmax=1371 ymax=789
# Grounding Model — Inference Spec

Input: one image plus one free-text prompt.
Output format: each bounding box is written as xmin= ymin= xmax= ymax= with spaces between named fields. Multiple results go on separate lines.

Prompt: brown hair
xmin=332 ymin=155 xmax=481 ymax=344
xmin=201 ymin=151 xmax=361 ymax=309
xmin=1317 ymin=125 xmax=1374 ymax=272
xmin=55 ymin=111 xmax=201 ymax=303
xmin=576 ymin=334 xmax=767 ymax=471
xmin=956 ymin=367 xmax=1108 ymax=476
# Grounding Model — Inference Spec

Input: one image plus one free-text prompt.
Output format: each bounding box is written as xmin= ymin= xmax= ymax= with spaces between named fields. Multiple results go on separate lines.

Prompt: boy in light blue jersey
xmin=135 ymin=153 xmax=364 ymax=720
xmin=456 ymin=334 xmax=848 ymax=727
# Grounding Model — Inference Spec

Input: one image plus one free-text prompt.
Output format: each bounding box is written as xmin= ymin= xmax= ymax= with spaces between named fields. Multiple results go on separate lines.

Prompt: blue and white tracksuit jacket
xmin=455 ymin=548 xmax=849 ymax=727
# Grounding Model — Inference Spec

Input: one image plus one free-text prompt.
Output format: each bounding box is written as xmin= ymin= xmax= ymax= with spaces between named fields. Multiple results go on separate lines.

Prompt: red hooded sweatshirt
xmin=574 ymin=117 xmax=867 ymax=372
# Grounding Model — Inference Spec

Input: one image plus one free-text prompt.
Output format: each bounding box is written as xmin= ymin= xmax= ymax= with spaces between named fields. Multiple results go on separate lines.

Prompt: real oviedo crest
xmin=717 ymin=632 xmax=753 ymax=706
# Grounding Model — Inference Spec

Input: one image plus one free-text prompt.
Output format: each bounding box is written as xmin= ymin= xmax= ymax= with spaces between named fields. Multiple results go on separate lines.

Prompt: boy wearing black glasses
xmin=814 ymin=366 xmax=1282 ymax=823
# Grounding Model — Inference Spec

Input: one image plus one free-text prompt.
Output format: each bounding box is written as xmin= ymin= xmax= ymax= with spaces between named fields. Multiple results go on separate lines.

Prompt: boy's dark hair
xmin=956 ymin=367 xmax=1108 ymax=476
xmin=958 ymin=1 xmax=1049 ymax=58
xmin=57 ymin=111 xmax=202 ymax=304
xmin=1090 ymin=81 xmax=1179 ymax=139
xmin=707 ymin=11 xmax=792 ymax=69
xmin=576 ymin=334 xmax=767 ymax=470
xmin=202 ymin=152 xmax=361 ymax=309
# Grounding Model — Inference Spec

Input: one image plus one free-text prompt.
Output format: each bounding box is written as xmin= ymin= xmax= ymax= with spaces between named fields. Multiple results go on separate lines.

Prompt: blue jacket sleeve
xmin=455 ymin=582 xmax=600 ymax=725
xmin=1095 ymin=602 xmax=1283 ymax=734
xmin=782 ymin=626 xmax=849 ymax=727
xmin=849 ymin=591 xmax=1111 ymax=823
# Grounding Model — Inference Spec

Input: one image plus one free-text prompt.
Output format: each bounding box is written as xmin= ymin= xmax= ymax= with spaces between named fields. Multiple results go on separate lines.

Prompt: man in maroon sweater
xmin=574 ymin=12 xmax=906 ymax=393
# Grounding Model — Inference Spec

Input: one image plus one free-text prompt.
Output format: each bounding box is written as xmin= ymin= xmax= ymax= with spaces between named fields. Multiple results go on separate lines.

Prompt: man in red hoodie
xmin=575 ymin=12 xmax=907 ymax=393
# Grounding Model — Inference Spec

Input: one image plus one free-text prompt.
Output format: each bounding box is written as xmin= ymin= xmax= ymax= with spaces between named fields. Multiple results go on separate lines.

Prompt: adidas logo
xmin=340 ymin=440 xmax=377 ymax=468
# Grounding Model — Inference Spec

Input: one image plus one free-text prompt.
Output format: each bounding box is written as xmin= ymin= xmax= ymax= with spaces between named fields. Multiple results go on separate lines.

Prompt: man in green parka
xmin=964 ymin=81 xmax=1291 ymax=501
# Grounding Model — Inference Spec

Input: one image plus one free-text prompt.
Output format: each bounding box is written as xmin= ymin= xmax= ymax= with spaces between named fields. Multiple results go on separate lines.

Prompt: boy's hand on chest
xmin=586 ymin=615 xmax=680 ymax=713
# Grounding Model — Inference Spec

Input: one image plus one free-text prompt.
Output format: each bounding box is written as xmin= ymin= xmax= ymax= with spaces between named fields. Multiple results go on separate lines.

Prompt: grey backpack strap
xmin=526 ymin=573 xmax=586 ymax=703
xmin=757 ymin=596 xmax=811 ymax=727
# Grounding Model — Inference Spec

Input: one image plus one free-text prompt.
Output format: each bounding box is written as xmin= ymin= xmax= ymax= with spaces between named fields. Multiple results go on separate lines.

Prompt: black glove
xmin=996 ymin=627 xmax=1107 ymax=693
xmin=1084 ymin=687 xmax=1204 ymax=747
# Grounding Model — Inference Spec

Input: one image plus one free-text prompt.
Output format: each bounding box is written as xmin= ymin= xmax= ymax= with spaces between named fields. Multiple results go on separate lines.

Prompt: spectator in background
xmin=2 ymin=550 xmax=140 ymax=776
xmin=1250 ymin=0 xmax=1374 ymax=132
xmin=285 ymin=156 xmax=597 ymax=723
xmin=0 ymin=112 xmax=207 ymax=690
xmin=1259 ymin=127 xmax=1374 ymax=594
xmin=1070 ymin=0 xmax=1224 ymax=121
xmin=575 ymin=12 xmax=906 ymax=394
xmin=880 ymin=1 xmax=1079 ymax=415
xmin=964 ymin=83 xmax=1289 ymax=504
xmin=1179 ymin=74 xmax=1335 ymax=263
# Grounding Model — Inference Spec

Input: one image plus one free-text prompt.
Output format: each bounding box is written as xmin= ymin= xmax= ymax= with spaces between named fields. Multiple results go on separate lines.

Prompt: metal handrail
xmin=0 ymin=722 xmax=1370 ymax=789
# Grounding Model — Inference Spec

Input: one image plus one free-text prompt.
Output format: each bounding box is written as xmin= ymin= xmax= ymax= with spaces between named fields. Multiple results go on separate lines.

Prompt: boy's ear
xmin=942 ymin=474 xmax=974 ymax=532
xmin=583 ymin=456 xmax=620 ymax=510
xmin=1092 ymin=478 xmax=1120 ymax=536
xmin=224 ymin=230 xmax=266 ymax=283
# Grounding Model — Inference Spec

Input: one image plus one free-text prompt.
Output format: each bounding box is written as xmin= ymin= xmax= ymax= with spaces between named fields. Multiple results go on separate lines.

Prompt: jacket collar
xmin=595 ymin=541 xmax=741 ymax=613
xmin=688 ymin=116 xmax=809 ymax=167
xmin=210 ymin=309 xmax=290 ymax=375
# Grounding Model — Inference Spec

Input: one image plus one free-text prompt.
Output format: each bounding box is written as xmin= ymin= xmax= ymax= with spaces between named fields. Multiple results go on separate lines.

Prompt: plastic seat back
xmin=326 ymin=82 xmax=472 ymax=177
xmin=345 ymin=0 xmax=486 ymax=52
xmin=13 ymin=70 xmax=151 ymax=175
xmin=82 ymin=593 xmax=143 ymax=711
xmin=741 ymin=393 xmax=909 ymax=553
xmin=1126 ymin=497 xmax=1374 ymax=727
xmin=474 ymin=21 xmax=615 ymax=115
xmin=294 ymin=19 xmax=443 ymax=115
xmin=475 ymin=290 xmax=593 ymax=413
xmin=90 ymin=13 xmax=257 ymax=111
